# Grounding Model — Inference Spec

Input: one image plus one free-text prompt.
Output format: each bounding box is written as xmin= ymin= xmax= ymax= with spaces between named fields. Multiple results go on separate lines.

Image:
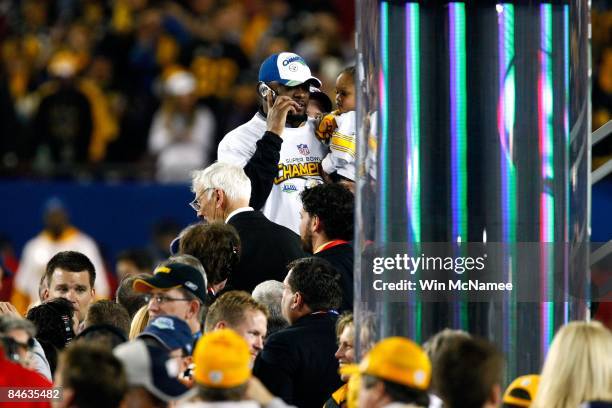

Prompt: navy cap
xmin=259 ymin=52 xmax=322 ymax=88
xmin=114 ymin=340 xmax=189 ymax=402
xmin=138 ymin=315 xmax=194 ymax=355
xmin=133 ymin=262 xmax=206 ymax=304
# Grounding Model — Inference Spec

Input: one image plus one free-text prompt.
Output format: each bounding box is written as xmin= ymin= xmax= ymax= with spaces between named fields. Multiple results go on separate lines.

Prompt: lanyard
xmin=313 ymin=240 xmax=349 ymax=254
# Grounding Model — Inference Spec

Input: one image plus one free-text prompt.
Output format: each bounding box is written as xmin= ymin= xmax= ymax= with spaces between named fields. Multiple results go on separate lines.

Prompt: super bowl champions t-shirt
xmin=218 ymin=112 xmax=328 ymax=233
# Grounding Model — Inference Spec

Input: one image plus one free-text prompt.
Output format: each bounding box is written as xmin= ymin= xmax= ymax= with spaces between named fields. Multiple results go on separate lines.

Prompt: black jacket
xmin=253 ymin=312 xmax=343 ymax=408
xmin=227 ymin=210 xmax=305 ymax=292
xmin=314 ymin=243 xmax=354 ymax=313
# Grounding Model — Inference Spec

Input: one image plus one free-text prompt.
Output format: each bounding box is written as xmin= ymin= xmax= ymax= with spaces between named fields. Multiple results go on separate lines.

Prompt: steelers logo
xmin=288 ymin=63 xmax=299 ymax=72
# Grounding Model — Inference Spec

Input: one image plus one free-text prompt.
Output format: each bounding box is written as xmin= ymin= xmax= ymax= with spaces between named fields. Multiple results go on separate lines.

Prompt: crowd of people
xmin=0 ymin=0 xmax=354 ymax=181
xmin=0 ymin=1 xmax=611 ymax=408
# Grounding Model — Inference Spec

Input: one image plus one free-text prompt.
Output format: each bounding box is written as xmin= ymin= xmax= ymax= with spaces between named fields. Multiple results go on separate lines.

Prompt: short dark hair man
xmin=254 ymin=257 xmax=343 ymax=407
xmin=54 ymin=342 xmax=127 ymax=408
xmin=42 ymin=251 xmax=96 ymax=322
xmin=133 ymin=262 xmax=206 ymax=338
xmin=116 ymin=273 xmax=150 ymax=319
xmin=434 ymin=336 xmax=504 ymax=408
xmin=342 ymin=336 xmax=431 ymax=408
xmin=299 ymin=183 xmax=354 ymax=311
xmin=217 ymin=52 xmax=328 ymax=234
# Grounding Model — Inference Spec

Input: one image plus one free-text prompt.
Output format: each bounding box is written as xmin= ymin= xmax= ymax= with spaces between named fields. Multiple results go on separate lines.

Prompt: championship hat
xmin=259 ymin=52 xmax=322 ymax=88
xmin=502 ymin=374 xmax=540 ymax=407
xmin=193 ymin=329 xmax=251 ymax=388
xmin=341 ymin=336 xmax=431 ymax=390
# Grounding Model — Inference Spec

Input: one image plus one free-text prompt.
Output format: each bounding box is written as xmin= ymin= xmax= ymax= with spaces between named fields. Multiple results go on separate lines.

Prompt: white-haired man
xmin=190 ymin=162 xmax=304 ymax=293
xmin=217 ymin=52 xmax=329 ymax=234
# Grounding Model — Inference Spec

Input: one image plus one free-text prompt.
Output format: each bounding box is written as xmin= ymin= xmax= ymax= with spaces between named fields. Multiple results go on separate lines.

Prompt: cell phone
xmin=258 ymin=82 xmax=277 ymax=101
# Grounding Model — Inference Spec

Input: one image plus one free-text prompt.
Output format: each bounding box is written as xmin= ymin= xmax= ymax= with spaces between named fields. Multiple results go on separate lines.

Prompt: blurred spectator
xmin=12 ymin=199 xmax=109 ymax=315
xmin=77 ymin=299 xmax=130 ymax=348
xmin=434 ymin=336 xmax=504 ymax=408
xmin=129 ymin=305 xmax=150 ymax=340
xmin=137 ymin=315 xmax=194 ymax=385
xmin=148 ymin=70 xmax=216 ymax=183
xmin=178 ymin=222 xmax=241 ymax=297
xmin=532 ymin=321 xmax=612 ymax=408
xmin=150 ymin=219 xmax=181 ymax=263
xmin=325 ymin=312 xmax=354 ymax=408
xmin=116 ymin=273 xmax=150 ymax=319
xmin=114 ymin=339 xmax=190 ymax=408
xmin=254 ymin=257 xmax=343 ymax=407
xmin=182 ymin=328 xmax=292 ymax=408
xmin=115 ymin=249 xmax=154 ymax=281
xmin=341 ymin=336 xmax=431 ymax=408
xmin=26 ymin=297 xmax=77 ymax=375
xmin=204 ymin=290 xmax=268 ymax=361
xmin=252 ymin=280 xmax=289 ymax=336
xmin=54 ymin=341 xmax=127 ymax=408
xmin=190 ymin=163 xmax=304 ymax=293
xmin=502 ymin=375 xmax=540 ymax=408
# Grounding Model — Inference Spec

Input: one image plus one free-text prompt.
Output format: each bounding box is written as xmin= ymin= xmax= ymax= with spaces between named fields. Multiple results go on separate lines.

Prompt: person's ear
xmin=215 ymin=189 xmax=226 ymax=209
xmin=311 ymin=214 xmax=321 ymax=233
xmin=293 ymin=291 xmax=304 ymax=310
xmin=488 ymin=383 xmax=502 ymax=407
xmin=41 ymin=287 xmax=50 ymax=301
xmin=214 ymin=321 xmax=227 ymax=330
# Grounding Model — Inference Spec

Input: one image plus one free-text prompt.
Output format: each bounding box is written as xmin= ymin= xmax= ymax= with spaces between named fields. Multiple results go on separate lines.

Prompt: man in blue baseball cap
xmin=215 ymin=52 xmax=329 ymax=235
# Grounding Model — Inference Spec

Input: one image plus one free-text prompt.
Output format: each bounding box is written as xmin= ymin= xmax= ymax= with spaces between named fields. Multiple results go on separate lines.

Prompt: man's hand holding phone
xmin=266 ymin=92 xmax=300 ymax=137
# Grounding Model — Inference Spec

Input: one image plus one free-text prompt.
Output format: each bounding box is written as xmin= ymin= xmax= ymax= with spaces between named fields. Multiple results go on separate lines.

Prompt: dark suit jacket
xmin=314 ymin=243 xmax=353 ymax=313
xmin=253 ymin=313 xmax=342 ymax=408
xmin=227 ymin=210 xmax=305 ymax=292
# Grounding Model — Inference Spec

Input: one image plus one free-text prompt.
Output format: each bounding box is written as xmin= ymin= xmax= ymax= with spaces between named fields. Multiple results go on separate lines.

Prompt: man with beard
xmin=299 ymin=183 xmax=354 ymax=312
xmin=217 ymin=52 xmax=328 ymax=234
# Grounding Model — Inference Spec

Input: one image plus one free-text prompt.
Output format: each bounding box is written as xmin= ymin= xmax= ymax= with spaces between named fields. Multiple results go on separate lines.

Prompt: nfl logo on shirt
xmin=297 ymin=144 xmax=310 ymax=156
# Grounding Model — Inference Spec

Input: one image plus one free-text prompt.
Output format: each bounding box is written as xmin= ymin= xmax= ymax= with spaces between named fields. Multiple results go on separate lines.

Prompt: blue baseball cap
xmin=114 ymin=340 xmax=189 ymax=402
xmin=138 ymin=315 xmax=194 ymax=355
xmin=259 ymin=52 xmax=322 ymax=88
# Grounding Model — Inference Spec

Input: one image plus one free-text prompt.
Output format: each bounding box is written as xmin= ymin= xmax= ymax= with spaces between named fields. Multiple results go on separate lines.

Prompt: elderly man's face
xmin=193 ymin=188 xmax=221 ymax=223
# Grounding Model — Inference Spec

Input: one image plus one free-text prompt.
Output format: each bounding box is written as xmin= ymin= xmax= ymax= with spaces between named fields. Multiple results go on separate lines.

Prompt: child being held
xmin=315 ymin=66 xmax=357 ymax=189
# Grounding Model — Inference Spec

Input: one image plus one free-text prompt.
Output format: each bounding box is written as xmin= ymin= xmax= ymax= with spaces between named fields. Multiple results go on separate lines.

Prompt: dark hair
xmin=45 ymin=251 xmax=96 ymax=288
xmin=115 ymin=274 xmax=149 ymax=318
xmin=116 ymin=249 xmax=154 ymax=272
xmin=26 ymin=297 xmax=76 ymax=374
xmin=287 ymin=257 xmax=342 ymax=311
xmin=362 ymin=374 xmax=430 ymax=406
xmin=84 ymin=300 xmax=131 ymax=335
xmin=300 ymin=184 xmax=354 ymax=241
xmin=339 ymin=65 xmax=356 ymax=80
xmin=26 ymin=297 xmax=75 ymax=350
xmin=434 ymin=336 xmax=504 ymax=408
xmin=59 ymin=341 xmax=127 ymax=408
xmin=179 ymin=222 xmax=241 ymax=285
xmin=197 ymin=383 xmax=248 ymax=402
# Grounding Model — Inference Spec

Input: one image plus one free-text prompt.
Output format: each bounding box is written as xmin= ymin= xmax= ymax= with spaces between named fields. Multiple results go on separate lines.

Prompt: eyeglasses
xmin=189 ymin=188 xmax=214 ymax=212
xmin=145 ymin=294 xmax=192 ymax=304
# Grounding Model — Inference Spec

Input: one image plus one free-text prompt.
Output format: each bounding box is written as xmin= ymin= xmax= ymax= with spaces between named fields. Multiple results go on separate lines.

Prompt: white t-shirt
xmin=149 ymin=107 xmax=216 ymax=183
xmin=218 ymin=113 xmax=328 ymax=233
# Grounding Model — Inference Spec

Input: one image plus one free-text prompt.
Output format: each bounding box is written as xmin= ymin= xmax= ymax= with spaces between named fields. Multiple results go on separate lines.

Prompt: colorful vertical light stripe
xmin=405 ymin=2 xmax=422 ymax=343
xmin=378 ymin=1 xmax=390 ymax=242
xmin=563 ymin=4 xmax=570 ymax=323
xmin=449 ymin=3 xmax=468 ymax=245
xmin=405 ymin=2 xmax=421 ymax=244
xmin=449 ymin=3 xmax=468 ymax=330
xmin=538 ymin=3 xmax=555 ymax=356
xmin=497 ymin=2 xmax=517 ymax=378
